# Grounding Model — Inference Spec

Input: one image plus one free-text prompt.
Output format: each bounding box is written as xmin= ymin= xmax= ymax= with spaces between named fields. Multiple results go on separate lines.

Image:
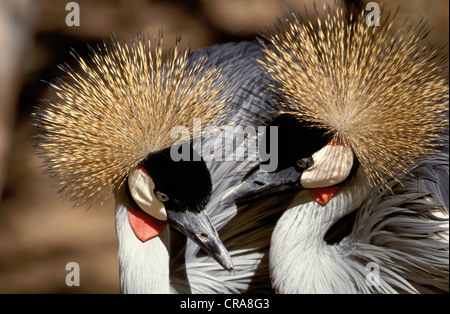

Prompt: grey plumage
xmin=415 ymin=138 xmax=449 ymax=212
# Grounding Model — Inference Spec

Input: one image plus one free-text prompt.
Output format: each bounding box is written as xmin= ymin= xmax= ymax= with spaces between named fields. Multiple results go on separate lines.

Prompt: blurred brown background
xmin=0 ymin=0 xmax=448 ymax=294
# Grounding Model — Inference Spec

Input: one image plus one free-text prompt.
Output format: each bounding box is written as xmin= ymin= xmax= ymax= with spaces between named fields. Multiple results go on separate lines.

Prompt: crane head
xmin=222 ymin=114 xmax=355 ymax=206
xmin=127 ymin=145 xmax=234 ymax=274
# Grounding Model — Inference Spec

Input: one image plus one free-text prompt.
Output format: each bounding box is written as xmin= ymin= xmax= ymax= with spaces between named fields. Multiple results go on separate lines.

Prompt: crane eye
xmin=155 ymin=191 xmax=169 ymax=202
xmin=296 ymin=158 xmax=313 ymax=169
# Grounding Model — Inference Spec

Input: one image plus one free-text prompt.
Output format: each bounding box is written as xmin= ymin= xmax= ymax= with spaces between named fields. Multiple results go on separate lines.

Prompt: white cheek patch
xmin=300 ymin=141 xmax=354 ymax=189
xmin=128 ymin=167 xmax=167 ymax=221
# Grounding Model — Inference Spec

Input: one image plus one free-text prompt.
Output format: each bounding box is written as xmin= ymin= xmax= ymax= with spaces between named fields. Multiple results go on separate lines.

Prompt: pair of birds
xmin=34 ymin=7 xmax=448 ymax=293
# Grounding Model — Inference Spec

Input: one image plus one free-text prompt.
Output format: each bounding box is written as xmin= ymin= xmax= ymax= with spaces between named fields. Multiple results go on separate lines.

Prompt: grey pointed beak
xmin=166 ymin=207 xmax=234 ymax=275
xmin=221 ymin=166 xmax=303 ymax=205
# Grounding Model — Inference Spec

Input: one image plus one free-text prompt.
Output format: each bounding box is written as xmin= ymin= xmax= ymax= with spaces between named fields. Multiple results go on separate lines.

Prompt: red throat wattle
xmin=309 ymin=185 xmax=341 ymax=206
xmin=127 ymin=205 xmax=167 ymax=242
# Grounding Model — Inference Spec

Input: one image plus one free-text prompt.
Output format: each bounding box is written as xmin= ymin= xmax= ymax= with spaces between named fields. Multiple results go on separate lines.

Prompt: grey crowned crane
xmin=225 ymin=7 xmax=449 ymax=293
xmin=34 ymin=36 xmax=259 ymax=293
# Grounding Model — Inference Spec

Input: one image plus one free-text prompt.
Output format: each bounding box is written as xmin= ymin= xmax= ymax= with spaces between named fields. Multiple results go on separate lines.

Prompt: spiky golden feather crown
xmin=35 ymin=35 xmax=229 ymax=206
xmin=260 ymin=7 xmax=449 ymax=189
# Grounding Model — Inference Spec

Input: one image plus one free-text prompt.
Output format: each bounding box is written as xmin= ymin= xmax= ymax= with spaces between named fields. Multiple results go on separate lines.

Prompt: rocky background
xmin=0 ymin=0 xmax=448 ymax=293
